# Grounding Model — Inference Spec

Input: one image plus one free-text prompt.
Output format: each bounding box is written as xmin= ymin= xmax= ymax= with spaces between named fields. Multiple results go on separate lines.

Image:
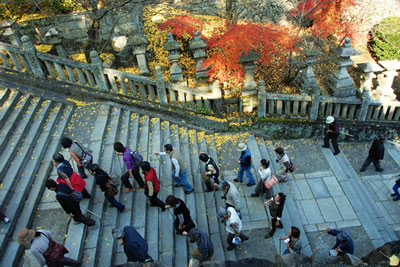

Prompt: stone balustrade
xmin=0 ymin=36 xmax=399 ymax=123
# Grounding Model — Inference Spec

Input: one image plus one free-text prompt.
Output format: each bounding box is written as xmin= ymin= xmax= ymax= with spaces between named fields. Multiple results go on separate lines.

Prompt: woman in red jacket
xmin=140 ymin=161 xmax=166 ymax=211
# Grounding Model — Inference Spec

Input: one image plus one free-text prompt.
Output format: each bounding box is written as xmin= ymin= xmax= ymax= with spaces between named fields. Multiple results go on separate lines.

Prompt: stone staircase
xmin=0 ymin=88 xmax=75 ymax=266
xmin=1 ymin=83 xmax=400 ymax=266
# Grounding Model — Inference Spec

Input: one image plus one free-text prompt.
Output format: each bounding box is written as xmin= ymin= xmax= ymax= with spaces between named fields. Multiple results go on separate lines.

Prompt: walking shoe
xmin=333 ymin=151 xmax=340 ymax=155
xmin=393 ymin=197 xmax=399 ymax=201
xmin=175 ymin=184 xmax=184 ymax=187
xmin=279 ymin=178 xmax=288 ymax=183
xmin=3 ymin=217 xmax=10 ymax=223
xmin=250 ymin=193 xmax=259 ymax=197
xmin=233 ymin=179 xmax=242 ymax=183
xmin=376 ymin=168 xmax=384 ymax=172
xmin=205 ymin=188 xmax=213 ymax=193
xmin=246 ymin=182 xmax=255 ymax=187
xmin=119 ymin=206 xmax=126 ymax=212
xmin=321 ymin=145 xmax=329 ymax=148
xmin=264 ymin=233 xmax=272 ymax=239
xmin=392 ymin=193 xmax=396 ymax=197
xmin=123 ymin=188 xmax=135 ymax=193
xmin=184 ymin=189 xmax=193 ymax=194
xmin=136 ymin=185 xmax=143 ymax=189
xmin=227 ymin=246 xmax=235 ymax=251
xmin=359 ymin=169 xmax=365 ymax=172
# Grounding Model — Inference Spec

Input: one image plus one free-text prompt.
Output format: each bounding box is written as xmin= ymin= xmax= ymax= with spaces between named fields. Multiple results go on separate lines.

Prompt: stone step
xmin=0 ymin=90 xmax=21 ymax=126
xmin=0 ymin=104 xmax=74 ymax=266
xmin=0 ymin=94 xmax=32 ymax=155
xmin=67 ymin=105 xmax=111 ymax=265
xmin=0 ymin=95 xmax=40 ymax=183
xmin=92 ymin=106 xmax=124 ymax=267
xmin=158 ymin=120 xmax=175 ymax=266
xmin=0 ymin=88 xmax=11 ymax=106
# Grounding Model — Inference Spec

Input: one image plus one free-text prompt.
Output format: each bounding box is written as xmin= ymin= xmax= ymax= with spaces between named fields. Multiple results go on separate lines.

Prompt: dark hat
xmin=220 ymin=181 xmax=229 ymax=188
xmin=337 ymin=231 xmax=350 ymax=241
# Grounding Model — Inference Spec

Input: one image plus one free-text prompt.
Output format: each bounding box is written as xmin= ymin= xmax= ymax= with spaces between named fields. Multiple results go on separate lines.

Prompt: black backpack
xmin=130 ymin=150 xmax=143 ymax=167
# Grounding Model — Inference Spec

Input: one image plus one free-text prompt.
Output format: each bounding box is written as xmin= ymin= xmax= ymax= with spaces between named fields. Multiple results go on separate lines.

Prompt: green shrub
xmin=371 ymin=16 xmax=400 ymax=61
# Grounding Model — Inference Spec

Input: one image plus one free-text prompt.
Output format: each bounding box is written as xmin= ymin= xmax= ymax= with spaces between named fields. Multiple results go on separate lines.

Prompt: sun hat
xmin=237 ymin=143 xmax=247 ymax=152
xmin=17 ymin=228 xmax=36 ymax=245
xmin=217 ymin=208 xmax=227 ymax=217
xmin=112 ymin=228 xmax=124 ymax=239
xmin=326 ymin=116 xmax=335 ymax=124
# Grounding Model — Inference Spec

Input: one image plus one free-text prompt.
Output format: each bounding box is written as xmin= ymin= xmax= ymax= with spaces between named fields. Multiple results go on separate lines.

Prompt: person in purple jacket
xmin=114 ymin=142 xmax=145 ymax=193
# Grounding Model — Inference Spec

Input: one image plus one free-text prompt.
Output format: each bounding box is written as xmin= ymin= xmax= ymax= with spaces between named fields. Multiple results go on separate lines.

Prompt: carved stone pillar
xmin=239 ymin=51 xmax=260 ymax=91
xmin=376 ymin=60 xmax=400 ymax=101
xmin=90 ymin=50 xmax=109 ymax=92
xmin=327 ymin=37 xmax=361 ymax=98
xmin=131 ymin=34 xmax=150 ymax=75
xmin=296 ymin=44 xmax=321 ymax=95
xmin=357 ymin=61 xmax=383 ymax=99
xmin=189 ymin=32 xmax=208 ymax=81
xmin=164 ymin=32 xmax=183 ymax=82
xmin=44 ymin=28 xmax=68 ymax=58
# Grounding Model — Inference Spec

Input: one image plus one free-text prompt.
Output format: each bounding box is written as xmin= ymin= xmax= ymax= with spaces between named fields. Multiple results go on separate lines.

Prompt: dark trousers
xmin=324 ymin=134 xmax=340 ymax=153
xmin=255 ymin=180 xmax=273 ymax=198
xmin=145 ymin=190 xmax=165 ymax=210
xmin=82 ymin=188 xmax=91 ymax=198
xmin=121 ymin=167 xmax=145 ymax=188
xmin=174 ymin=219 xmax=195 ymax=234
xmin=360 ymin=156 xmax=383 ymax=171
xmin=227 ymin=232 xmax=248 ymax=248
xmin=106 ymin=195 xmax=125 ymax=211
xmin=268 ymin=217 xmax=283 ymax=236
xmin=74 ymin=213 xmax=95 ymax=226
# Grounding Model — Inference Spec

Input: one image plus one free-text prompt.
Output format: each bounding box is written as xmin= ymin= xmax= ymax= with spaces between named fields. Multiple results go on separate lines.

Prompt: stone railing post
xmin=212 ymin=80 xmax=223 ymax=114
xmin=21 ymin=35 xmax=45 ymax=79
xmin=257 ymin=80 xmax=266 ymax=118
xmin=309 ymin=85 xmax=321 ymax=121
xmin=155 ymin=66 xmax=168 ymax=105
xmin=164 ymin=32 xmax=183 ymax=82
xmin=358 ymin=83 xmax=371 ymax=121
xmin=90 ymin=50 xmax=109 ymax=92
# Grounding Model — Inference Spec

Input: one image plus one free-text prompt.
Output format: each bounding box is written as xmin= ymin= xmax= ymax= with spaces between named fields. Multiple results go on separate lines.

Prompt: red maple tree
xmin=289 ymin=0 xmax=358 ymax=41
xmin=159 ymin=16 xmax=204 ymax=39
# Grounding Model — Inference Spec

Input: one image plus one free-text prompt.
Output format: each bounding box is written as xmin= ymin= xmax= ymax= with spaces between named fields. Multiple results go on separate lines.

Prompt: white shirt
xmin=158 ymin=152 xmax=180 ymax=176
xmin=258 ymin=167 xmax=271 ymax=181
xmin=226 ymin=207 xmax=242 ymax=234
xmin=279 ymin=154 xmax=289 ymax=165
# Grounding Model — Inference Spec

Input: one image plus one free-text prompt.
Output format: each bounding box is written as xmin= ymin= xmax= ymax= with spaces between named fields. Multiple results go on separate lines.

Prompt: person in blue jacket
xmin=326 ymin=228 xmax=354 ymax=255
xmin=112 ymin=226 xmax=153 ymax=263
xmin=234 ymin=143 xmax=255 ymax=186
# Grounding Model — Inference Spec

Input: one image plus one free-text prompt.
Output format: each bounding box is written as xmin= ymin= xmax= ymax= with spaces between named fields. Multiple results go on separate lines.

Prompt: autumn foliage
xmin=159 ymin=16 xmax=204 ymax=39
xmin=289 ymin=0 xmax=358 ymax=41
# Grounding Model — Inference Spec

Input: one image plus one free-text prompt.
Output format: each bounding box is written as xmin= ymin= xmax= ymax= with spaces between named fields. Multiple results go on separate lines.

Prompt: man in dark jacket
xmin=322 ymin=116 xmax=340 ymax=155
xmin=112 ymin=226 xmax=153 ymax=263
xmin=46 ymin=179 xmax=95 ymax=226
xmin=199 ymin=153 xmax=220 ymax=192
xmin=184 ymin=228 xmax=214 ymax=264
xmin=360 ymin=137 xmax=385 ymax=172
xmin=326 ymin=228 xmax=354 ymax=255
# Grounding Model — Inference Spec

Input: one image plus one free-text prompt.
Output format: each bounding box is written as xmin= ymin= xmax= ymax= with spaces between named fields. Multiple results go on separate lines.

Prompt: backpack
xmin=289 ymin=160 xmax=295 ymax=172
xmin=130 ymin=150 xmax=143 ymax=167
xmin=75 ymin=142 xmax=93 ymax=168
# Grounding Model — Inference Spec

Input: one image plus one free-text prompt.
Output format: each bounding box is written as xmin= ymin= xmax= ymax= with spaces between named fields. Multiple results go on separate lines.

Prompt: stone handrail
xmin=0 ymin=36 xmax=399 ymax=122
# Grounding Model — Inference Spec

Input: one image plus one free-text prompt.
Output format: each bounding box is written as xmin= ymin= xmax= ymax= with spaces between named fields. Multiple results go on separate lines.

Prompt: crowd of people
xmin=10 ymin=116 xmax=398 ymax=266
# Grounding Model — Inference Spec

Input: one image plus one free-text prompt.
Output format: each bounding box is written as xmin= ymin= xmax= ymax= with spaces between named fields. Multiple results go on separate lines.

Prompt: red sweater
xmin=144 ymin=167 xmax=160 ymax=193
xmin=57 ymin=172 xmax=86 ymax=192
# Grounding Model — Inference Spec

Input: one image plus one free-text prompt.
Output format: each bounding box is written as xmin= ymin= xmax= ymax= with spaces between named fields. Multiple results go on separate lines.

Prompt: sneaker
xmin=175 ymin=184 xmax=184 ymax=187
xmin=264 ymin=233 xmax=272 ymax=239
xmin=119 ymin=206 xmax=126 ymax=212
xmin=393 ymin=197 xmax=399 ymax=201
xmin=227 ymin=246 xmax=235 ymax=251
xmin=123 ymin=188 xmax=135 ymax=193
xmin=279 ymin=178 xmax=288 ymax=183
xmin=321 ymin=145 xmax=329 ymax=148
xmin=391 ymin=193 xmax=396 ymax=197
xmin=250 ymin=193 xmax=259 ymax=197
xmin=3 ymin=217 xmax=10 ymax=223
xmin=333 ymin=151 xmax=340 ymax=156
xmin=376 ymin=168 xmax=384 ymax=172
xmin=184 ymin=189 xmax=193 ymax=195
xmin=359 ymin=169 xmax=365 ymax=172
xmin=233 ymin=179 xmax=242 ymax=183
xmin=136 ymin=185 xmax=143 ymax=189
xmin=246 ymin=182 xmax=255 ymax=187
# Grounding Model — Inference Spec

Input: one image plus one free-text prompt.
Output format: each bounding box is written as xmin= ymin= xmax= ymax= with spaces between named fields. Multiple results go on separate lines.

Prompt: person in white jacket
xmin=251 ymin=159 xmax=274 ymax=198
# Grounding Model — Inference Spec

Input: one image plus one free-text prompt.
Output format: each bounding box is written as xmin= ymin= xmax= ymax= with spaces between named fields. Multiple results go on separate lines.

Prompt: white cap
xmin=326 ymin=116 xmax=334 ymax=124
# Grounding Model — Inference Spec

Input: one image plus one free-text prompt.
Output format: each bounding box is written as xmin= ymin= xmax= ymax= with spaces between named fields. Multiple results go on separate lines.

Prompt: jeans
xmin=238 ymin=165 xmax=255 ymax=184
xmin=121 ymin=167 xmax=145 ymax=188
xmin=106 ymin=195 xmax=125 ymax=211
xmin=360 ymin=156 xmax=383 ymax=171
xmin=393 ymin=184 xmax=400 ymax=199
xmin=172 ymin=169 xmax=193 ymax=192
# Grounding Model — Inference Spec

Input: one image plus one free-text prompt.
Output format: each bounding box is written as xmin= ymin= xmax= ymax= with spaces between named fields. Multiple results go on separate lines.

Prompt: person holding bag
xmin=17 ymin=228 xmax=80 ymax=267
xmin=140 ymin=161 xmax=166 ymax=211
xmin=264 ymin=192 xmax=286 ymax=238
xmin=61 ymin=137 xmax=93 ymax=178
xmin=88 ymin=164 xmax=125 ymax=212
xmin=251 ymin=159 xmax=277 ymax=198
